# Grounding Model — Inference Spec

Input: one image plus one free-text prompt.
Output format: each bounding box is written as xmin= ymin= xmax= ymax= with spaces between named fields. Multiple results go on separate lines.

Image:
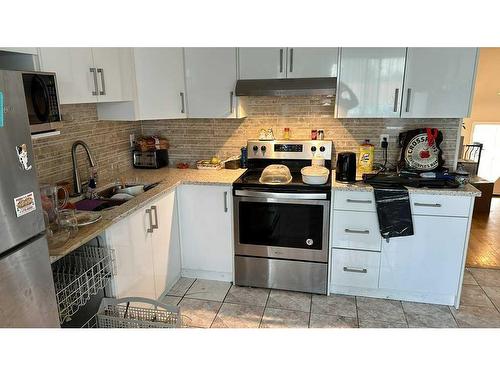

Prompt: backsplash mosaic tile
xmin=141 ymin=96 xmax=461 ymax=168
xmin=32 ymin=104 xmax=140 ymax=190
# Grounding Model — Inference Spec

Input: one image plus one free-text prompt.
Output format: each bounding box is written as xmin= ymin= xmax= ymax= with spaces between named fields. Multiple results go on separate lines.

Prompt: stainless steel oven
xmin=232 ymin=139 xmax=333 ymax=294
xmin=234 ymin=189 xmax=330 ymax=294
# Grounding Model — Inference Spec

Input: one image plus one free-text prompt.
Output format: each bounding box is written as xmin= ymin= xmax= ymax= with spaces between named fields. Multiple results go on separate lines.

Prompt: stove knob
xmin=252 ymin=145 xmax=258 ymax=152
xmin=311 ymin=146 xmax=317 ymax=152
xmin=320 ymin=146 xmax=325 ymax=152
xmin=261 ymin=145 xmax=267 ymax=152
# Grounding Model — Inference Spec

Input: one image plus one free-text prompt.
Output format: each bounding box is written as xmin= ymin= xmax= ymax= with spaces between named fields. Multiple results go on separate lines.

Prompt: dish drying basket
xmin=52 ymin=245 xmax=115 ymax=324
xmin=96 ymin=297 xmax=182 ymax=328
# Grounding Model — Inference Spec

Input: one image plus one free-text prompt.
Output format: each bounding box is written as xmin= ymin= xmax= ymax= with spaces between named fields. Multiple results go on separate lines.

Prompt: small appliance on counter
xmin=336 ymin=151 xmax=356 ymax=183
xmin=133 ymin=136 xmax=169 ymax=169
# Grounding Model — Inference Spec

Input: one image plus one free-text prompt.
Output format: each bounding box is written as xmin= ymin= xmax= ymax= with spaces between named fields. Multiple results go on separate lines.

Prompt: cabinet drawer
xmin=331 ymin=249 xmax=380 ymax=288
xmin=410 ymin=194 xmax=471 ymax=217
xmin=333 ymin=191 xmax=376 ymax=212
xmin=332 ymin=210 xmax=382 ymax=251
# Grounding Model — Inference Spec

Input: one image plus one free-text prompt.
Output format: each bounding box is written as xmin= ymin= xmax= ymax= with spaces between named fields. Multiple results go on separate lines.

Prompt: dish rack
xmin=95 ymin=297 xmax=182 ymax=328
xmin=52 ymin=245 xmax=115 ymax=324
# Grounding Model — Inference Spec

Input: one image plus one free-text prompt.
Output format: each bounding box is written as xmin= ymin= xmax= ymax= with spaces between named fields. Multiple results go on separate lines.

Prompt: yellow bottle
xmin=358 ymin=139 xmax=375 ymax=173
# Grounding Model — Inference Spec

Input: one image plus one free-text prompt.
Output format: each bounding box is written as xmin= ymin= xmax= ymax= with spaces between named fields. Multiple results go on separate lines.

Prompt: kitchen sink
xmin=74 ymin=182 xmax=160 ymax=211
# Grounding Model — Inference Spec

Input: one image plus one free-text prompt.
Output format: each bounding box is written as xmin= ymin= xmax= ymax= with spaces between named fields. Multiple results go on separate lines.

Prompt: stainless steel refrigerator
xmin=0 ymin=70 xmax=60 ymax=327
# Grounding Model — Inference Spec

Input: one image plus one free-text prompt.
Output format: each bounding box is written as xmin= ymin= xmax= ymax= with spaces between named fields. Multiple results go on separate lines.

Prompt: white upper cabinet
xmin=39 ymin=48 xmax=97 ymax=104
xmin=286 ymin=48 xmax=339 ymax=78
xmin=133 ymin=48 xmax=186 ymax=120
xmin=401 ymin=48 xmax=478 ymax=118
xmin=239 ymin=47 xmax=339 ymax=79
xmin=91 ymin=48 xmax=133 ymax=103
xmin=184 ymin=48 xmax=241 ymax=118
xmin=39 ymin=47 xmax=132 ymax=104
xmin=239 ymin=48 xmax=287 ymax=79
xmin=336 ymin=48 xmax=406 ymax=118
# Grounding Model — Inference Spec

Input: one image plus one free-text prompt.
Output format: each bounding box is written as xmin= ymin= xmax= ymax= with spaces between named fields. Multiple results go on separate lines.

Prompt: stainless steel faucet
xmin=71 ymin=140 xmax=96 ymax=195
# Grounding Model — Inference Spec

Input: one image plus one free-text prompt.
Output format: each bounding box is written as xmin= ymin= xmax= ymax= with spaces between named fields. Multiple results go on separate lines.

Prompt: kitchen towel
xmin=369 ymin=184 xmax=414 ymax=239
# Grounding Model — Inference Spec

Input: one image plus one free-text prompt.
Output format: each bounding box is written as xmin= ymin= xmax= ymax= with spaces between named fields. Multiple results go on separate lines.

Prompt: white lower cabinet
xmin=178 ymin=184 xmax=233 ymax=281
xmin=379 ymin=215 xmax=468 ymax=296
xmin=330 ymin=190 xmax=474 ymax=307
xmin=104 ymin=190 xmax=181 ymax=299
xmin=331 ymin=249 xmax=380 ymax=288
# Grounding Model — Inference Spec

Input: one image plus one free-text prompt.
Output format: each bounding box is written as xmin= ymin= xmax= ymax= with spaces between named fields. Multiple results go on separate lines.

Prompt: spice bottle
xmin=283 ymin=128 xmax=290 ymax=140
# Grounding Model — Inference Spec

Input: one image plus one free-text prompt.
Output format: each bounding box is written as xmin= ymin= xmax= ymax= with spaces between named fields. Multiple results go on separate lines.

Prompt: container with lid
xmin=301 ymin=165 xmax=330 ymax=185
xmin=259 ymin=164 xmax=292 ymax=185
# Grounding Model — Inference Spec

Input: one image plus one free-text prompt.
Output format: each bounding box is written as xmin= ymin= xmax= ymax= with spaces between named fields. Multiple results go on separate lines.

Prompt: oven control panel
xmin=247 ymin=140 xmax=333 ymax=160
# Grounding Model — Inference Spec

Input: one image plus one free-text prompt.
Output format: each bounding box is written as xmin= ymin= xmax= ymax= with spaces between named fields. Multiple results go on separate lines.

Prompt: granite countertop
xmin=331 ymin=174 xmax=482 ymax=197
xmin=49 ymin=167 xmax=246 ymax=262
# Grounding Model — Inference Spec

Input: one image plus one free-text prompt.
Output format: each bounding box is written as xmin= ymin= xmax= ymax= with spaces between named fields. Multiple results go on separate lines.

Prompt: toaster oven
xmin=133 ymin=149 xmax=168 ymax=169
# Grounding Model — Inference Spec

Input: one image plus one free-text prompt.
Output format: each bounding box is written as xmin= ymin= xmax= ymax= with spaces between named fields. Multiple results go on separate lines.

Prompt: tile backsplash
xmin=141 ymin=96 xmax=461 ymax=168
xmin=33 ymin=97 xmax=461 ymax=186
xmin=32 ymin=104 xmax=140 ymax=190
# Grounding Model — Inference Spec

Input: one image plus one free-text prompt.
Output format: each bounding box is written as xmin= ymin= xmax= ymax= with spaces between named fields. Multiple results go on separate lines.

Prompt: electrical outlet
xmin=380 ymin=134 xmax=389 ymax=147
xmin=129 ymin=134 xmax=135 ymax=147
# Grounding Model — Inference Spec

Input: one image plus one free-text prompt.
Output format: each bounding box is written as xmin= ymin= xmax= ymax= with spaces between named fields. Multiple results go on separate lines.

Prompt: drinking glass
xmin=58 ymin=209 xmax=79 ymax=237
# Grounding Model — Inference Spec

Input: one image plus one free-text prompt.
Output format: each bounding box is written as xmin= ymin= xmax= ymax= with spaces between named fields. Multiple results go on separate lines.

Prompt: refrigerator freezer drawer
xmin=0 ymin=234 xmax=60 ymax=327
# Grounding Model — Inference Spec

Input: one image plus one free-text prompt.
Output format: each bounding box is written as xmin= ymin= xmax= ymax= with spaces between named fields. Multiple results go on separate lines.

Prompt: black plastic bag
xmin=371 ymin=185 xmax=414 ymax=239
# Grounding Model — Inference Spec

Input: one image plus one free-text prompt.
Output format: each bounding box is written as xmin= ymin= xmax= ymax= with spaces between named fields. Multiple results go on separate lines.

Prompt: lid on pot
xmin=259 ymin=164 xmax=292 ymax=185
xmin=301 ymin=166 xmax=330 ymax=177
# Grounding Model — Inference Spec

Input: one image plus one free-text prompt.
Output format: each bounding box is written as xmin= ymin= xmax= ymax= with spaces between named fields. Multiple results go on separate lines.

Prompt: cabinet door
xmin=151 ymin=190 xmax=182 ymax=298
xmin=134 ymin=47 xmax=187 ymax=119
xmin=401 ymin=48 xmax=478 ymax=118
xmin=287 ymin=48 xmax=339 ymax=78
xmin=184 ymin=48 xmax=239 ymax=118
xmin=238 ymin=47 xmax=287 ymax=79
xmin=336 ymin=48 xmax=406 ymax=118
xmin=379 ymin=215 xmax=468 ymax=295
xmin=178 ymin=184 xmax=233 ymax=280
xmin=105 ymin=207 xmax=156 ymax=299
xmin=92 ymin=48 xmax=132 ymax=103
xmin=39 ymin=48 xmax=97 ymax=104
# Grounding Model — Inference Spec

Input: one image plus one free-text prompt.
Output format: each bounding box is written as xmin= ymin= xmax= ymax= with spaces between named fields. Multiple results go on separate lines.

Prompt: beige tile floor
xmin=162 ymin=268 xmax=500 ymax=328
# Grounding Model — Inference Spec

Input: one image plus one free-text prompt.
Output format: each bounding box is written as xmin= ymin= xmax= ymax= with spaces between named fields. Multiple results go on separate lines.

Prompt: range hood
xmin=235 ymin=77 xmax=336 ymax=97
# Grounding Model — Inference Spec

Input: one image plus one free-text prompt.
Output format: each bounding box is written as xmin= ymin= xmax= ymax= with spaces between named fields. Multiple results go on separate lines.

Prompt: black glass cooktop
xmin=233 ymin=170 xmax=332 ymax=193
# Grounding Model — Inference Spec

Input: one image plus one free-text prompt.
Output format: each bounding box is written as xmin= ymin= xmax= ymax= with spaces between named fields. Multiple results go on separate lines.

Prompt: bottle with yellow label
xmin=358 ymin=139 xmax=375 ymax=173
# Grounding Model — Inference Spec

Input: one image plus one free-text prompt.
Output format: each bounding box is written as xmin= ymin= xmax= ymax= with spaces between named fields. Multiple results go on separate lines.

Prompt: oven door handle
xmin=234 ymin=190 xmax=328 ymax=200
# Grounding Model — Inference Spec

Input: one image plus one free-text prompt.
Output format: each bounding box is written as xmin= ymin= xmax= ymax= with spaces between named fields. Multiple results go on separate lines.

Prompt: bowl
xmin=259 ymin=164 xmax=292 ymax=185
xmin=115 ymin=185 xmax=144 ymax=196
xmin=301 ymin=166 xmax=330 ymax=185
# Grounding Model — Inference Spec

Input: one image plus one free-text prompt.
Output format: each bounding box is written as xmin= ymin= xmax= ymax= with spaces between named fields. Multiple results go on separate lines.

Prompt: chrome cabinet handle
xmin=289 ymin=48 xmax=294 ymax=72
xmin=180 ymin=92 xmax=185 ymax=114
xmin=345 ymin=229 xmax=370 ymax=234
xmin=229 ymin=91 xmax=234 ymax=114
xmin=414 ymin=202 xmax=442 ymax=207
xmin=405 ymin=88 xmax=412 ymax=112
xmin=151 ymin=205 xmax=159 ymax=229
xmin=279 ymin=48 xmax=284 ymax=73
xmin=146 ymin=208 xmax=154 ymax=233
xmin=97 ymin=68 xmax=106 ymax=95
xmin=90 ymin=68 xmax=98 ymax=96
xmin=393 ymin=88 xmax=399 ymax=112
xmin=346 ymin=199 xmax=372 ymax=204
xmin=224 ymin=191 xmax=228 ymax=212
xmin=343 ymin=266 xmax=367 ymax=274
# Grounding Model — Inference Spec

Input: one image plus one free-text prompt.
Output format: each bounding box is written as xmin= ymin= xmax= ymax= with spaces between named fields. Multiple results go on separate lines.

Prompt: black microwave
xmin=21 ymin=72 xmax=61 ymax=134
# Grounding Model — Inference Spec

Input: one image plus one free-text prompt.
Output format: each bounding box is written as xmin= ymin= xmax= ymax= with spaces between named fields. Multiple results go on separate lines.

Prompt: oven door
xmin=234 ymin=190 xmax=330 ymax=263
